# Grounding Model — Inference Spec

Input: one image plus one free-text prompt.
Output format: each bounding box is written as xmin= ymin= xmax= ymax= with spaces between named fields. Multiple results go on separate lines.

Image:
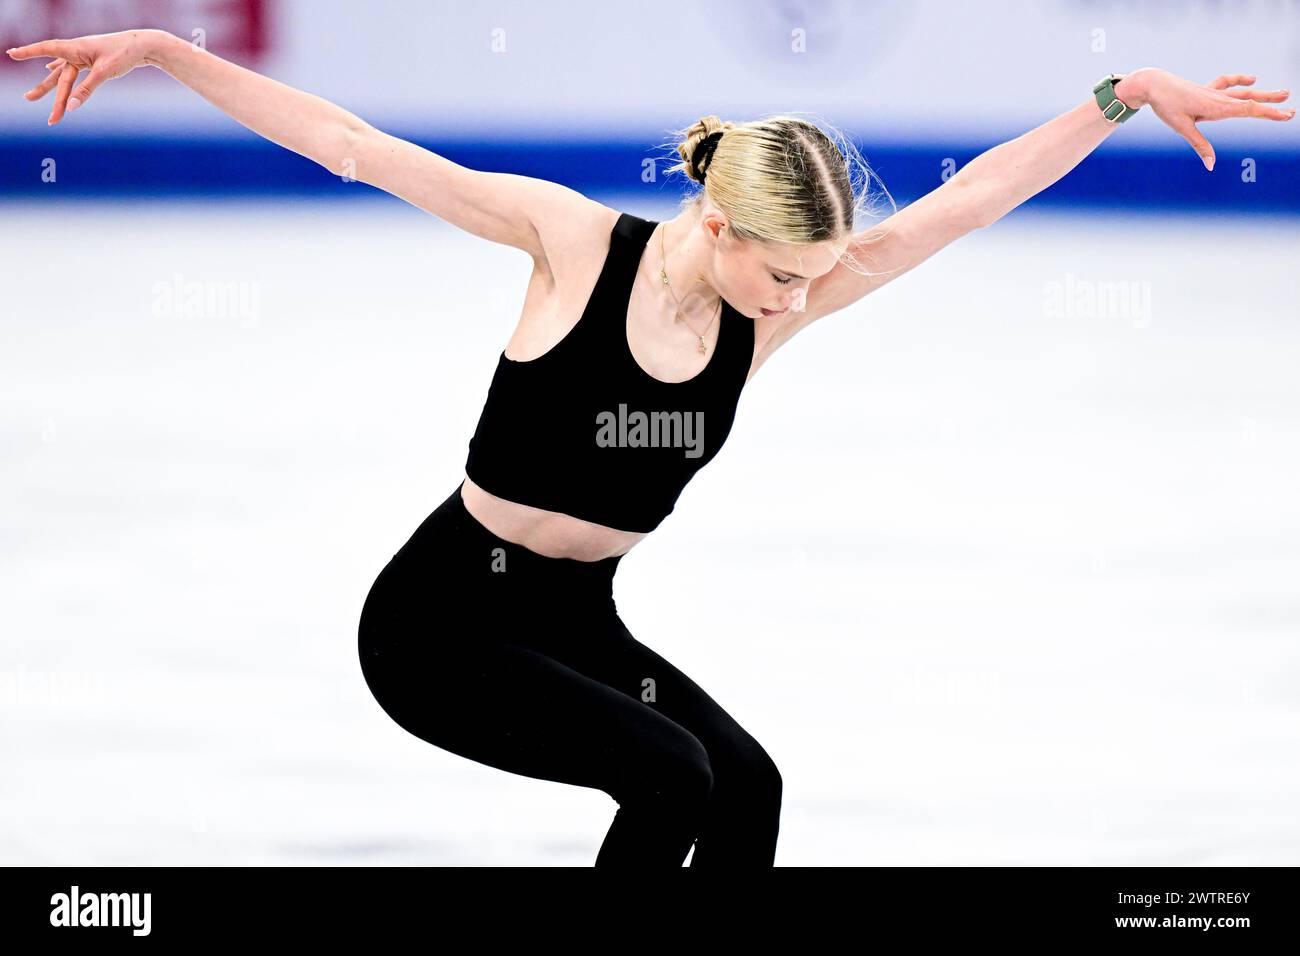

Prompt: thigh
xmin=361 ymin=614 xmax=712 ymax=801
xmin=542 ymin=614 xmax=774 ymax=776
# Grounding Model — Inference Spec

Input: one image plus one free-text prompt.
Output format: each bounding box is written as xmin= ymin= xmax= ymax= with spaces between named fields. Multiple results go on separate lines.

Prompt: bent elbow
xmin=331 ymin=121 xmax=374 ymax=182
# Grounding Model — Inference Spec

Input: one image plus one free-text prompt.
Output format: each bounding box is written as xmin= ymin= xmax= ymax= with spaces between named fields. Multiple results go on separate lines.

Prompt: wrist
xmin=141 ymin=30 xmax=184 ymax=70
xmin=1112 ymin=69 xmax=1156 ymax=109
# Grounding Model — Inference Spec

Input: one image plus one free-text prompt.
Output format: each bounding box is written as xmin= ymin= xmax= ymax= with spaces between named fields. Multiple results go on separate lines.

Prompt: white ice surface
xmin=2 ymin=197 xmax=1297 ymax=865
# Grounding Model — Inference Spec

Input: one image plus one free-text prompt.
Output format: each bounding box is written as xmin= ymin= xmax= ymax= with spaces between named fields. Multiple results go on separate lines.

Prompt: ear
xmin=700 ymin=211 xmax=728 ymax=241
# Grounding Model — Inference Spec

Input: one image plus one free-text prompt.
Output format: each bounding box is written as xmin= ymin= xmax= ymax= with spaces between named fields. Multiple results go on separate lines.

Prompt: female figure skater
xmin=9 ymin=28 xmax=1290 ymax=867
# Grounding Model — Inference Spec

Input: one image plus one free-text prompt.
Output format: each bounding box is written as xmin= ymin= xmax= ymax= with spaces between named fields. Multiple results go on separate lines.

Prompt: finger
xmin=48 ymin=62 xmax=78 ymax=125
xmin=1225 ymin=96 xmax=1295 ymax=121
xmin=68 ymin=64 xmax=110 ymax=112
xmin=46 ymin=58 xmax=65 ymax=71
xmin=1207 ymin=73 xmax=1257 ymax=90
xmin=23 ymin=63 xmax=63 ymax=101
xmin=1220 ymin=88 xmax=1291 ymax=103
xmin=6 ymin=39 xmax=75 ymax=61
xmin=1179 ymin=121 xmax=1215 ymax=171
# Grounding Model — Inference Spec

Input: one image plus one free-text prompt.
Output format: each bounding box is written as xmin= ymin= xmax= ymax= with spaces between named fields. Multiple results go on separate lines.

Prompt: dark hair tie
xmin=691 ymin=130 xmax=724 ymax=183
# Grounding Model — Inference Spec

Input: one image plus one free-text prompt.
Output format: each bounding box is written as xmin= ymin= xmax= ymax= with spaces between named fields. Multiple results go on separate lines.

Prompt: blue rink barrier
xmin=0 ymin=133 xmax=1295 ymax=213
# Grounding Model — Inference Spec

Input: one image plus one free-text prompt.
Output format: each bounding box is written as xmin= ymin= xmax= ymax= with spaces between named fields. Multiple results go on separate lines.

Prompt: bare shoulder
xmin=528 ymin=194 xmax=620 ymax=286
xmin=505 ymin=198 xmax=620 ymax=360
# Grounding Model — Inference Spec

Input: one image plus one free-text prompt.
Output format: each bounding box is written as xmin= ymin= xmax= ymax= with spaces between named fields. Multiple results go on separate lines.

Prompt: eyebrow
xmin=767 ymin=263 xmax=810 ymax=279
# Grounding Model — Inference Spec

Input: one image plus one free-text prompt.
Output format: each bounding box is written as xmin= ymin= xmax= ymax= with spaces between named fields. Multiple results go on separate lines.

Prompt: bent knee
xmin=613 ymin=733 xmax=714 ymax=807
xmin=719 ymin=736 xmax=783 ymax=804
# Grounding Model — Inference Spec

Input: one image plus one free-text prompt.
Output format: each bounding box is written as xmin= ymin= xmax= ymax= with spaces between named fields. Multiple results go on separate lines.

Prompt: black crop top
xmin=464 ymin=210 xmax=755 ymax=534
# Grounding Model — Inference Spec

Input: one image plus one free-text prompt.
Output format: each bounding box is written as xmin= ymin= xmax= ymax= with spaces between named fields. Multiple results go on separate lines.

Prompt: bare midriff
xmin=460 ymin=473 xmax=648 ymax=562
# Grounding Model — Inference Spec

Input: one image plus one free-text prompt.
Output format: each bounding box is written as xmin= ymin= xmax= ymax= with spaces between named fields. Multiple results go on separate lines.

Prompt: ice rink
xmin=2 ymin=197 xmax=1297 ymax=865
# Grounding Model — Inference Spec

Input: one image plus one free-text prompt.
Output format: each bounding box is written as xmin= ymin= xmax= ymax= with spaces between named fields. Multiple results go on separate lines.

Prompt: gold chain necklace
xmin=658 ymin=221 xmax=721 ymax=355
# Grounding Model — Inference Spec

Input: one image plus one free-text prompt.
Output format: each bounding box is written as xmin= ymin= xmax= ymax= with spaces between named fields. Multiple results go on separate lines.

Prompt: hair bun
xmin=677 ymin=115 xmax=734 ymax=185
xmin=691 ymin=131 xmax=724 ymax=183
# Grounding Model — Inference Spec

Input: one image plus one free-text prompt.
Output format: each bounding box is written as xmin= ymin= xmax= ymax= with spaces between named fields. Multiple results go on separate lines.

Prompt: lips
xmin=760 ymin=307 xmax=788 ymax=316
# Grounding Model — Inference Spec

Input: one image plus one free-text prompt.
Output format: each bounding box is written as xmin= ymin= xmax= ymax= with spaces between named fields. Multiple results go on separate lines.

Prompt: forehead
xmin=747 ymin=236 xmax=846 ymax=276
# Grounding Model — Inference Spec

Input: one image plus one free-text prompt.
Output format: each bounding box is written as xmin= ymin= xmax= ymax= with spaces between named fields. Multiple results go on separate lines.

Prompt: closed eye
xmin=771 ymin=273 xmax=792 ymax=284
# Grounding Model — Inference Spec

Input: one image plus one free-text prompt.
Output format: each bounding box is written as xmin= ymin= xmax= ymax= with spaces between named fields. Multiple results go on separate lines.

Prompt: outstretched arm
xmin=768 ymin=68 xmax=1292 ymax=354
xmin=7 ymin=29 xmax=602 ymax=263
xmin=956 ymin=69 xmax=1292 ymax=222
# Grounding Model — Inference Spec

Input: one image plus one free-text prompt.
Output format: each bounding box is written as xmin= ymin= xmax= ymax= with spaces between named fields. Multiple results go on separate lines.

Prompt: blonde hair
xmin=659 ymin=112 xmax=897 ymax=277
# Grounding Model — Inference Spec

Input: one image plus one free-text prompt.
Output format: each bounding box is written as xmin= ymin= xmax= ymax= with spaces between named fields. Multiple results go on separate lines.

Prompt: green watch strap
xmin=1093 ymin=72 xmax=1139 ymax=123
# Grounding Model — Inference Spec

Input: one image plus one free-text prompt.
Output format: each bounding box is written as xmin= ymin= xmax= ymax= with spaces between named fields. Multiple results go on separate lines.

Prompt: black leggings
xmin=357 ymin=480 xmax=782 ymax=867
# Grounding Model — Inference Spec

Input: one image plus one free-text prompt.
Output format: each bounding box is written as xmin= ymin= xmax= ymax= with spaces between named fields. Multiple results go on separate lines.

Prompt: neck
xmin=657 ymin=213 xmax=721 ymax=324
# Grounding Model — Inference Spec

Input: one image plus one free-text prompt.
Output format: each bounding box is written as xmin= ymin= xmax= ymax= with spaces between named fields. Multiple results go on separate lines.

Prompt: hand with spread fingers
xmin=1115 ymin=68 xmax=1294 ymax=171
xmin=7 ymin=30 xmax=163 ymax=125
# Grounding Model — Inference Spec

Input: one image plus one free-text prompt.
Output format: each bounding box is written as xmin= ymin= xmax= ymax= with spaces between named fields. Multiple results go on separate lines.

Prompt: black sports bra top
xmin=464 ymin=210 xmax=755 ymax=534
